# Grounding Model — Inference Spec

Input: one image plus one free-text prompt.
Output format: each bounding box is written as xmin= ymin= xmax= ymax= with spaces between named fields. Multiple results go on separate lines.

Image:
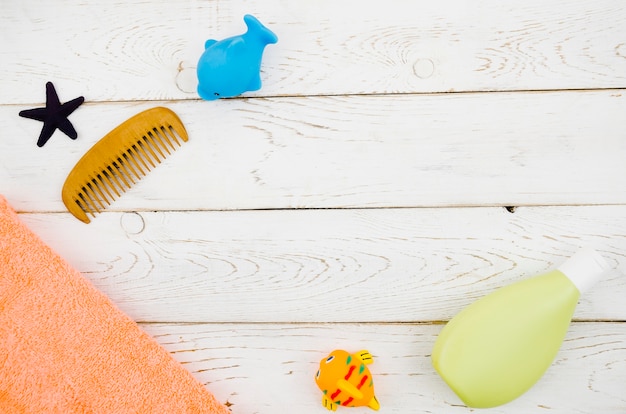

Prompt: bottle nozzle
xmin=558 ymin=247 xmax=612 ymax=295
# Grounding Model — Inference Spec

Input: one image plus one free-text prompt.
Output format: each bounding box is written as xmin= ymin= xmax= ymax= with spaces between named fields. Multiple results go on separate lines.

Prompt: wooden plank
xmin=141 ymin=322 xmax=626 ymax=413
xmin=2 ymin=0 xmax=626 ymax=104
xmin=4 ymin=90 xmax=626 ymax=212
xmin=4 ymin=2 xmax=625 ymax=413
xmin=18 ymin=206 xmax=626 ymax=323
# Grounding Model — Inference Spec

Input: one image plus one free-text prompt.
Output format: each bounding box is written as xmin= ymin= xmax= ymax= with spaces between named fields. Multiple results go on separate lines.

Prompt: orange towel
xmin=0 ymin=195 xmax=230 ymax=414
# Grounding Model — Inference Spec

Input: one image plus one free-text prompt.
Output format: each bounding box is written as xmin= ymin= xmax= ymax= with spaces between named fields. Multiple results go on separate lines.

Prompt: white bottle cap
xmin=558 ymin=247 xmax=612 ymax=295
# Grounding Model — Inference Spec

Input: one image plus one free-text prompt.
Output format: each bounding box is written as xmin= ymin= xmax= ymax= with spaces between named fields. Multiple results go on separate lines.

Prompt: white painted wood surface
xmin=18 ymin=207 xmax=626 ymax=324
xmin=2 ymin=0 xmax=626 ymax=103
xmin=4 ymin=91 xmax=626 ymax=212
xmin=1 ymin=1 xmax=625 ymax=413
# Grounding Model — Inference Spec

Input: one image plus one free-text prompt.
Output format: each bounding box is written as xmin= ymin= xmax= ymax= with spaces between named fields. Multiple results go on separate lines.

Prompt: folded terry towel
xmin=0 ymin=195 xmax=230 ymax=414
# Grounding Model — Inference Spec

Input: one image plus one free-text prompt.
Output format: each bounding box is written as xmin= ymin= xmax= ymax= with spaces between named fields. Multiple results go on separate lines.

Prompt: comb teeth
xmin=62 ymin=107 xmax=188 ymax=223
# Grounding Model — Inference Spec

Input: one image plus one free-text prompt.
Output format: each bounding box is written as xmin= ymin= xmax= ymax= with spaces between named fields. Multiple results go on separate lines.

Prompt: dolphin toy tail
xmin=244 ymin=14 xmax=278 ymax=45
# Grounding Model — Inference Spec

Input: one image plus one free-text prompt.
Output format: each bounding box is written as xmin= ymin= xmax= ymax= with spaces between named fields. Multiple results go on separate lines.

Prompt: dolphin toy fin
xmin=244 ymin=14 xmax=278 ymax=45
xmin=204 ymin=39 xmax=217 ymax=49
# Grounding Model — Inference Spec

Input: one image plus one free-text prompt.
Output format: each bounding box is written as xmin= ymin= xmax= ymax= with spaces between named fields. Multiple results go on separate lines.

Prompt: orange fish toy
xmin=315 ymin=349 xmax=380 ymax=411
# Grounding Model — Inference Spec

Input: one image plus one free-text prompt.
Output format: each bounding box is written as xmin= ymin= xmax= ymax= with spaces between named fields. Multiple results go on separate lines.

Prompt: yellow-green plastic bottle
xmin=431 ymin=247 xmax=611 ymax=408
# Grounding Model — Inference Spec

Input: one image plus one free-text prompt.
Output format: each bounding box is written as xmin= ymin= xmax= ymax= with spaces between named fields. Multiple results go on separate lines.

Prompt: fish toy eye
xmin=325 ymin=356 xmax=335 ymax=363
xmin=316 ymin=370 xmax=320 ymax=379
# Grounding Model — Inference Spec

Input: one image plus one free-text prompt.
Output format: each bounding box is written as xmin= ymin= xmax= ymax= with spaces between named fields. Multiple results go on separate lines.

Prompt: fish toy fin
xmin=322 ymin=395 xmax=338 ymax=411
xmin=368 ymin=396 xmax=380 ymax=411
xmin=356 ymin=350 xmax=374 ymax=365
xmin=243 ymin=14 xmax=278 ymax=45
xmin=337 ymin=379 xmax=364 ymax=400
xmin=204 ymin=39 xmax=217 ymax=49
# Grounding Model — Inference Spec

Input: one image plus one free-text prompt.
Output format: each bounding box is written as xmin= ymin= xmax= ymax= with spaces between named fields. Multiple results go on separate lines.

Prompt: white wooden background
xmin=2 ymin=1 xmax=626 ymax=413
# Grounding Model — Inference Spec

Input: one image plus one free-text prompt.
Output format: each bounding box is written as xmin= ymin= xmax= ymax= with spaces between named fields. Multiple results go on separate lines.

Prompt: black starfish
xmin=19 ymin=82 xmax=84 ymax=147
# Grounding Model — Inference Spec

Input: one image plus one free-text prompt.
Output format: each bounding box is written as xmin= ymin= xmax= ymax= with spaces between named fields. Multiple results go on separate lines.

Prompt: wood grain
xmin=1 ymin=0 xmax=625 ymax=104
xmin=4 ymin=90 xmax=626 ymax=212
xmin=140 ymin=322 xmax=626 ymax=414
xmin=19 ymin=206 xmax=626 ymax=323
xmin=2 ymin=1 xmax=626 ymax=412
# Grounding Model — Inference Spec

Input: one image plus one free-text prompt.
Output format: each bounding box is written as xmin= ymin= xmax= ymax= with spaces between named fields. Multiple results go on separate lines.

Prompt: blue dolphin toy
xmin=197 ymin=14 xmax=278 ymax=100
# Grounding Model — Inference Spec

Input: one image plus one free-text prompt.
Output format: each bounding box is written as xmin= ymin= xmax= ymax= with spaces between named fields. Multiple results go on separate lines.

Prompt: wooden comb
xmin=62 ymin=107 xmax=188 ymax=223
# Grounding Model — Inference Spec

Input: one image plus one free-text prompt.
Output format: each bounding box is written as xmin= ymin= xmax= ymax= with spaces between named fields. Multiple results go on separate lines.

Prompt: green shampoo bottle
xmin=431 ymin=247 xmax=611 ymax=408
